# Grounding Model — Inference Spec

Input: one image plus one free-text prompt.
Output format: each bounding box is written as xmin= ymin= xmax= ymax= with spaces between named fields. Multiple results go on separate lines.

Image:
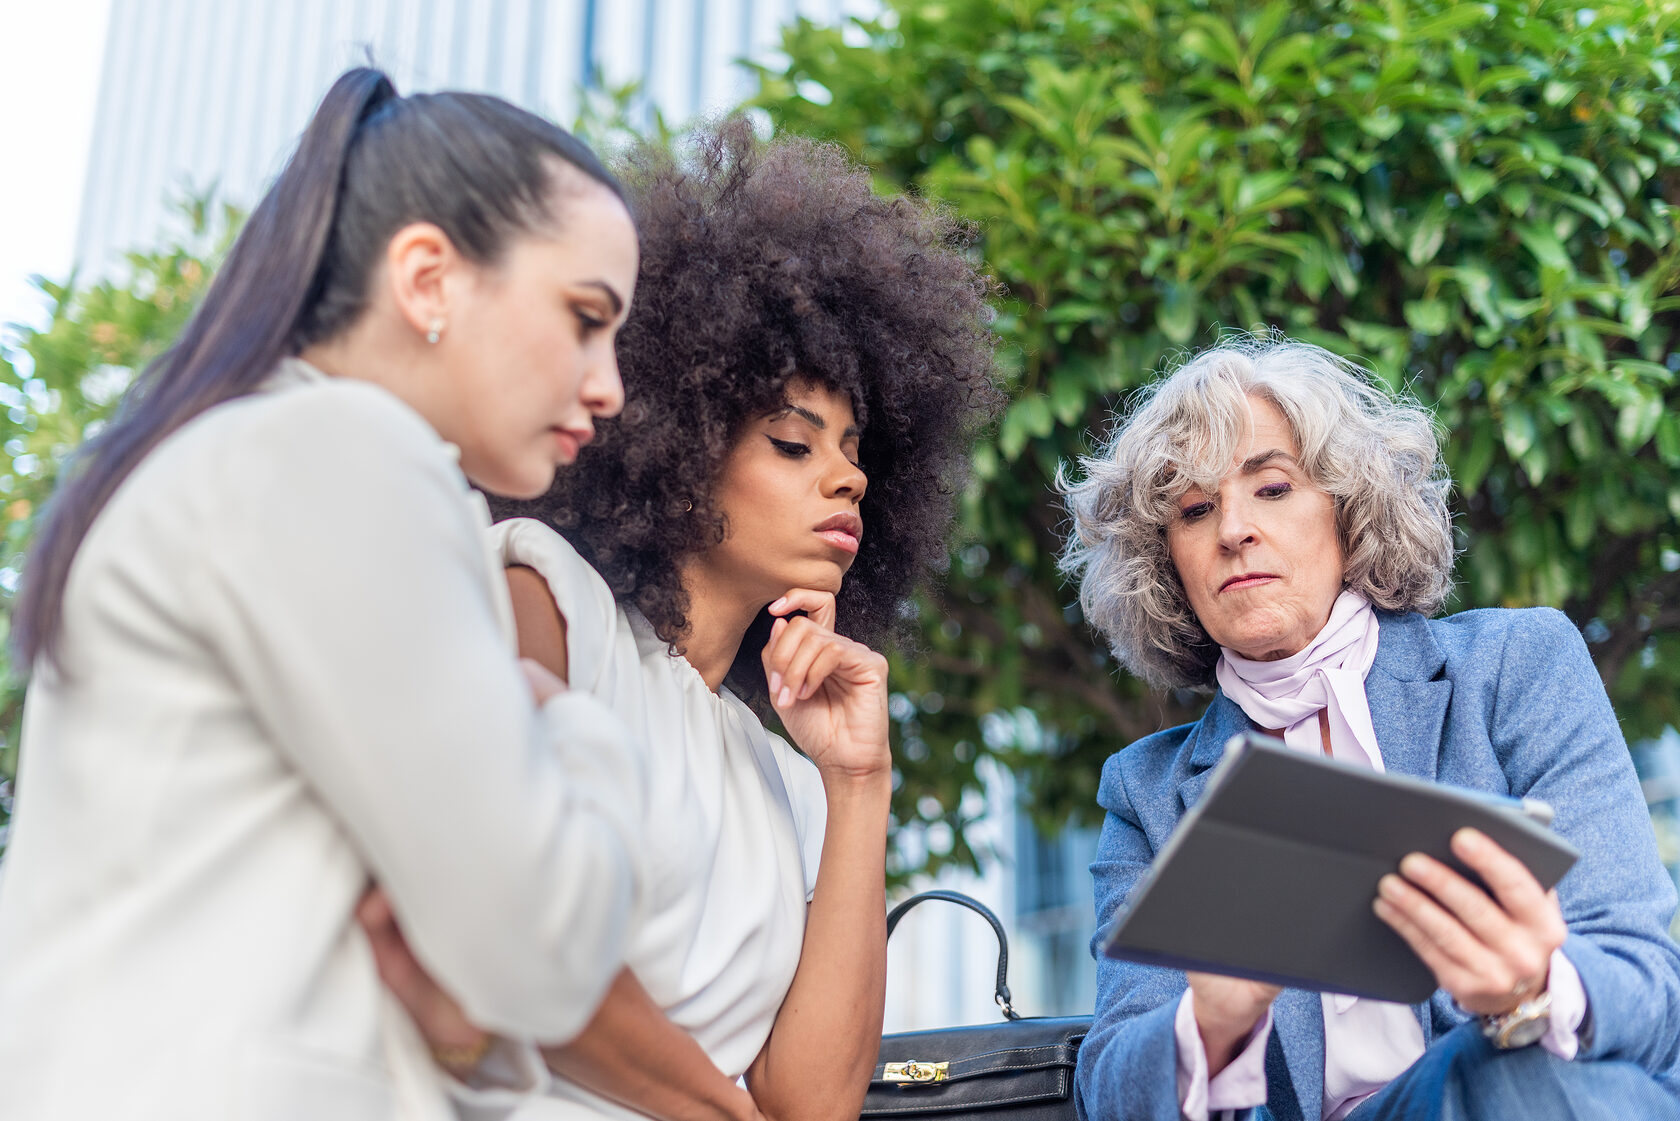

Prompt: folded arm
xmin=360 ymin=894 xmax=757 ymax=1121
xmin=203 ymin=386 xmax=643 ymax=1043
xmin=541 ymin=971 xmax=760 ymax=1121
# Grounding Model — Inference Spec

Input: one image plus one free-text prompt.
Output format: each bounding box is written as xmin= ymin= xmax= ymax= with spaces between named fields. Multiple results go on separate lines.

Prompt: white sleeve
xmin=488 ymin=517 xmax=619 ymax=692
xmin=194 ymin=383 xmax=645 ymax=1044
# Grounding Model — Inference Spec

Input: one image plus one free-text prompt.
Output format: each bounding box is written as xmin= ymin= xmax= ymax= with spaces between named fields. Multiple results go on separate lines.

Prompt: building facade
xmin=75 ymin=0 xmax=875 ymax=275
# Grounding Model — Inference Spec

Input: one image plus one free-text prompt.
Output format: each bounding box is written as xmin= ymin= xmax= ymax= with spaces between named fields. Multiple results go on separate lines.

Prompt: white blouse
xmin=0 ymin=361 xmax=647 ymax=1121
xmin=490 ymin=518 xmax=827 ymax=1119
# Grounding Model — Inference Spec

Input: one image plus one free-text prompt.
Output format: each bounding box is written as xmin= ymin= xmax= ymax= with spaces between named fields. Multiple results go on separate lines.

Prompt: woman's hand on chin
xmin=761 ymin=588 xmax=890 ymax=784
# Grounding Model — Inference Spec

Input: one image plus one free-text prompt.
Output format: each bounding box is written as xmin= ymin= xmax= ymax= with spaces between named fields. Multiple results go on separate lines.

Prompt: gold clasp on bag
xmin=884 ymin=1060 xmax=949 ymax=1086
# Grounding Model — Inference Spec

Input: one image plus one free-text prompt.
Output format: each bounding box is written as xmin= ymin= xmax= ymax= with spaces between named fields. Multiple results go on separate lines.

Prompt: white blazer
xmin=0 ymin=361 xmax=646 ymax=1121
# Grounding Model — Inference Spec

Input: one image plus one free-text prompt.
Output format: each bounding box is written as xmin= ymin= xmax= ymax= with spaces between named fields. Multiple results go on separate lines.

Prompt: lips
xmin=1220 ymin=572 xmax=1279 ymax=592
xmin=815 ymin=511 xmax=863 ymax=554
xmin=550 ymin=426 xmax=594 ymax=463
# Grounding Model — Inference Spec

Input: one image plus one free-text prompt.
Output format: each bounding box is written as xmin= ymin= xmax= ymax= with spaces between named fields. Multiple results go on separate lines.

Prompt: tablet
xmin=1099 ymin=732 xmax=1579 ymax=1004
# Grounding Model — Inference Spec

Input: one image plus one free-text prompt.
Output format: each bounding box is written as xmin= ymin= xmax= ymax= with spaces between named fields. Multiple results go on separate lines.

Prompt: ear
xmin=384 ymin=222 xmax=460 ymax=339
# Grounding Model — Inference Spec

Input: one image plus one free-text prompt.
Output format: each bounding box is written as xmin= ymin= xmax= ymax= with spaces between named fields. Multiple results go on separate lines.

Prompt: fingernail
xmin=1399 ymin=854 xmax=1427 ymax=878
xmin=1378 ymin=874 xmax=1402 ymax=899
xmin=770 ymin=597 xmax=787 ymax=612
xmin=768 ymin=672 xmax=782 ymax=697
xmin=1454 ymin=828 xmax=1483 ymax=852
xmin=778 ymin=686 xmax=792 ymax=707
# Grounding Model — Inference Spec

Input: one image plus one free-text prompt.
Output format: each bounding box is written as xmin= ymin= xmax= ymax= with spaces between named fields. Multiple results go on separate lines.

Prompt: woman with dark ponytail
xmin=0 ymin=68 xmax=647 ymax=1120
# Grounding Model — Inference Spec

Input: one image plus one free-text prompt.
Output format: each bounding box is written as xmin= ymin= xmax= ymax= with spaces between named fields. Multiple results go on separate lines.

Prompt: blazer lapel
xmin=1174 ymin=692 xmax=1252 ymax=813
xmin=1365 ymin=612 xmax=1451 ymax=785
xmin=1366 ymin=612 xmax=1452 ymax=1043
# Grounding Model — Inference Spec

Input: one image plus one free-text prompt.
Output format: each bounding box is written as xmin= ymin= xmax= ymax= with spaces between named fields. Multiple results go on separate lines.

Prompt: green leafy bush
xmin=755 ymin=0 xmax=1680 ymax=873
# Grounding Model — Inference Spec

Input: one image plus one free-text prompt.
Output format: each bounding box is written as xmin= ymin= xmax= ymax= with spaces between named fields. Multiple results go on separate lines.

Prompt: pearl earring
xmin=425 ymin=318 xmax=445 ymax=345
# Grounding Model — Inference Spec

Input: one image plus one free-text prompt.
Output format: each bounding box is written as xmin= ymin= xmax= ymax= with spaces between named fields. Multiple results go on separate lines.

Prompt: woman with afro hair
xmin=361 ymin=118 xmax=1000 ymax=1118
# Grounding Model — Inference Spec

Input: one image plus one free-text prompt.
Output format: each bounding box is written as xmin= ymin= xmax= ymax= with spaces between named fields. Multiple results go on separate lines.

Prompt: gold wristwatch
xmin=1481 ymin=991 xmax=1553 ymax=1050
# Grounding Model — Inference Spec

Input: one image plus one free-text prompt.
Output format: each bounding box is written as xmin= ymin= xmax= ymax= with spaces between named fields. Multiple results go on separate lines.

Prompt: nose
xmin=583 ymin=347 xmax=625 ymax=419
xmin=823 ymin=450 xmax=867 ymax=503
xmin=1216 ymin=495 xmax=1257 ymax=551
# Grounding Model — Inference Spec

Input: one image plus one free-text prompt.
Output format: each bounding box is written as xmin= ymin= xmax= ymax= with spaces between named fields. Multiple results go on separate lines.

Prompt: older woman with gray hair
xmin=1061 ymin=335 xmax=1680 ymax=1121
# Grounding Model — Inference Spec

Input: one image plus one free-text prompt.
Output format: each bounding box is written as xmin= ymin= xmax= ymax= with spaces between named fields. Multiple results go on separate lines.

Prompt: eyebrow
xmin=1239 ymin=449 xmax=1299 ymax=474
xmin=578 ymin=280 xmax=624 ymax=317
xmin=774 ymin=404 xmax=861 ymax=439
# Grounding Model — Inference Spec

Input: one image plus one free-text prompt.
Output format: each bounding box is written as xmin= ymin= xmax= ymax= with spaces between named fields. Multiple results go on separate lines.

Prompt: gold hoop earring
xmin=426 ymin=318 xmax=445 ymax=345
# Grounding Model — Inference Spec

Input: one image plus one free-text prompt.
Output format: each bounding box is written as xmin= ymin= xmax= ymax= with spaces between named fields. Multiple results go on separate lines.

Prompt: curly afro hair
xmin=490 ymin=118 xmax=1000 ymax=706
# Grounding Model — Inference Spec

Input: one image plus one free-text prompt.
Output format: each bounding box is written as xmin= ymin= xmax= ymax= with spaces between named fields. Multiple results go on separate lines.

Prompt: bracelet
xmin=430 ymin=1033 xmax=494 ymax=1076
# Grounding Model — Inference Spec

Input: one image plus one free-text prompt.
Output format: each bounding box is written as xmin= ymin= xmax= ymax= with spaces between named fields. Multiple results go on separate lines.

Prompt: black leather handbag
xmin=863 ymin=890 xmax=1090 ymax=1121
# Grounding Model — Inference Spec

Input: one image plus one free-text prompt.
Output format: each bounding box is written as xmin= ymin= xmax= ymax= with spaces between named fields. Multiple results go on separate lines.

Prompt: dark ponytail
xmin=14 ymin=68 xmax=625 ymax=668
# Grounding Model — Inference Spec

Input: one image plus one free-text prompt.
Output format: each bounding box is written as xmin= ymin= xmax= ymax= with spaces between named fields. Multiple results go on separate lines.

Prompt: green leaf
xmin=1502 ymin=401 xmax=1539 ymax=460
xmin=1515 ymin=222 xmax=1571 ymax=271
xmin=1565 ymin=487 xmax=1597 ymax=549
xmin=1456 ymin=424 xmax=1497 ymax=493
xmin=1403 ymin=298 xmax=1450 ymax=335
xmin=1456 ymin=166 xmax=1498 ymax=205
xmin=1413 ymin=5 xmax=1498 ymax=41
xmin=1475 ymin=66 xmax=1534 ymax=95
xmin=1623 ymin=276 xmax=1654 ymax=335
xmin=1542 ymin=80 xmax=1581 ymax=107
xmin=1049 ymin=371 xmax=1086 ymax=426
xmin=1656 ymin=413 xmax=1680 ymax=466
xmin=1236 ymin=170 xmax=1306 ymax=214
xmin=1248 ymin=1 xmax=1293 ymax=58
xmin=997 ymin=402 xmax=1030 ymax=461
xmin=1617 ymin=392 xmax=1664 ymax=451
xmin=1567 ymin=416 xmax=1602 ymax=459
xmin=1407 ymin=202 xmax=1450 ymax=266
xmin=1157 ymin=282 xmax=1199 ymax=344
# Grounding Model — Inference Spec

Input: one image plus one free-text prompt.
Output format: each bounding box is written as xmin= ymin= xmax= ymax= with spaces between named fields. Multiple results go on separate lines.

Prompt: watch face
xmin=1499 ymin=1012 xmax=1551 ymax=1049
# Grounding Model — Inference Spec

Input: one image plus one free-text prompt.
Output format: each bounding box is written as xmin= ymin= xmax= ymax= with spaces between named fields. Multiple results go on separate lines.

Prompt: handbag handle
xmin=885 ymin=889 xmax=1021 ymax=1020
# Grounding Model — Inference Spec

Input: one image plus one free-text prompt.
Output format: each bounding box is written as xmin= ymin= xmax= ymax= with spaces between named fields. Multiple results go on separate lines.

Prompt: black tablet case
xmin=1100 ymin=733 xmax=1579 ymax=1004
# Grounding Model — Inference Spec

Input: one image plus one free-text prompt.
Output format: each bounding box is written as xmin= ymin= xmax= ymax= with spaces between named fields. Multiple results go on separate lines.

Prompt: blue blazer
xmin=1074 ymin=607 xmax=1680 ymax=1121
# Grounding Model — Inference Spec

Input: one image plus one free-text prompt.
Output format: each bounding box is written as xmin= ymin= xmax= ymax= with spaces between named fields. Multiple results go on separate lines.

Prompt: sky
xmin=0 ymin=0 xmax=112 ymax=353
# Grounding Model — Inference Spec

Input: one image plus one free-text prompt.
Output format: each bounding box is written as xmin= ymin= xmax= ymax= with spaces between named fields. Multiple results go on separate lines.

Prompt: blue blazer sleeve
xmin=1075 ymin=734 xmax=1252 ymax=1121
xmin=1479 ymin=608 xmax=1680 ymax=1082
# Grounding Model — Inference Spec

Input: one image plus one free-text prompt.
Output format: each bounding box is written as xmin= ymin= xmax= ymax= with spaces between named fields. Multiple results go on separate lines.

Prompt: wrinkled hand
xmin=1187 ymin=971 xmax=1281 ymax=1076
xmin=1373 ymin=827 xmax=1567 ymax=1017
xmin=355 ymin=887 xmax=492 ymax=1077
xmin=761 ymin=589 xmax=890 ymax=782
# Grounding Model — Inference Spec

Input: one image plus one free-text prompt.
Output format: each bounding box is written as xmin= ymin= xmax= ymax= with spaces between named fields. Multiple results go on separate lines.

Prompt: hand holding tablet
xmin=1101 ymin=733 xmax=1578 ymax=1004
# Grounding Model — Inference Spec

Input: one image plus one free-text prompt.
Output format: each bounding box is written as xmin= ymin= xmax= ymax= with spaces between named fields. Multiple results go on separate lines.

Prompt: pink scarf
xmin=1215 ymin=590 xmax=1384 ymax=771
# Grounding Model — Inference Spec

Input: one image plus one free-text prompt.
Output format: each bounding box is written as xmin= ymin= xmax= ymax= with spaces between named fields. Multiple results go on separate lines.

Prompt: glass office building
xmin=75 ymin=0 xmax=875 ymax=275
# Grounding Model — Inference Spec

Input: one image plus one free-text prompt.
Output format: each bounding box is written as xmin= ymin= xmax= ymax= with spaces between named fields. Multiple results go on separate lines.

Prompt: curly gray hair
xmin=1058 ymin=334 xmax=1455 ymax=690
